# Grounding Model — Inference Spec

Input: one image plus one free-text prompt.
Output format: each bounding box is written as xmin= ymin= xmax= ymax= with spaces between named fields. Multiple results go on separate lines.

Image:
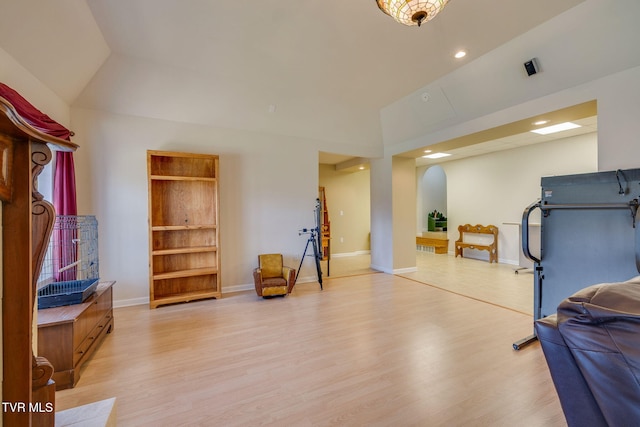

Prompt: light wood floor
xmin=324 ymin=251 xmax=533 ymax=315
xmin=404 ymin=251 xmax=534 ymax=315
xmin=55 ymin=256 xmax=564 ymax=426
xmin=320 ymin=254 xmax=378 ymax=278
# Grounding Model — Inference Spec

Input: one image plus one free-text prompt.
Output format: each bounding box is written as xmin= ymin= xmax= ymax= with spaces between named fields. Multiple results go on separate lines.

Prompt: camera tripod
xmin=296 ymin=226 xmax=323 ymax=290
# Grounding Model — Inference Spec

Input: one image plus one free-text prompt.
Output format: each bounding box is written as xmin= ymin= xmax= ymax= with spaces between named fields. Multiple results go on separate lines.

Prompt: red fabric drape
xmin=0 ymin=83 xmax=72 ymax=140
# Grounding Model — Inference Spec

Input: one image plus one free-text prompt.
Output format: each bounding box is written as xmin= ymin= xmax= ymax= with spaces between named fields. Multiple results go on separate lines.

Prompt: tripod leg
xmin=312 ymin=232 xmax=323 ymax=290
xmin=296 ymin=238 xmax=311 ymax=283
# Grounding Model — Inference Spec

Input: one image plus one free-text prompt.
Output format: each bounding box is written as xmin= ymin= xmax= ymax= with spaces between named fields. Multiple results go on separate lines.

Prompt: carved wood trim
xmin=31 ymin=142 xmax=55 ymax=283
xmin=0 ymin=134 xmax=14 ymax=202
xmin=455 ymin=224 xmax=499 ymax=263
xmin=32 ymin=356 xmax=54 ymax=389
xmin=456 ymin=224 xmax=499 ymax=238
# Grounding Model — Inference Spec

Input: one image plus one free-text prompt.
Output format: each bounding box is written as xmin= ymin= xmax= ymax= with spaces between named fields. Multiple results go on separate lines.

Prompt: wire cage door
xmin=37 ymin=215 xmax=100 ymax=308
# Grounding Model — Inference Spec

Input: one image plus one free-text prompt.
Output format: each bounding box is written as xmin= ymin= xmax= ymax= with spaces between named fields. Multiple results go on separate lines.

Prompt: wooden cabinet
xmin=147 ymin=150 xmax=221 ymax=308
xmin=37 ymin=281 xmax=115 ymax=390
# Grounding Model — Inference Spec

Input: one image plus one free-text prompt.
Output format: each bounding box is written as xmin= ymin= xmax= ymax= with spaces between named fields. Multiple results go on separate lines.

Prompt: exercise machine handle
xmin=522 ymin=200 xmax=541 ymax=264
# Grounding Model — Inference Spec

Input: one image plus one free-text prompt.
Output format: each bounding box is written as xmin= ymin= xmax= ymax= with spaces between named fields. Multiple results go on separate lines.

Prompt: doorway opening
xmin=318 ymin=155 xmax=376 ymax=278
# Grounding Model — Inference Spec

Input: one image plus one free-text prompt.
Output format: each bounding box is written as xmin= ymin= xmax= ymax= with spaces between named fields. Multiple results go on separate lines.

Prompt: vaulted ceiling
xmin=0 ymin=0 xmax=586 ymax=147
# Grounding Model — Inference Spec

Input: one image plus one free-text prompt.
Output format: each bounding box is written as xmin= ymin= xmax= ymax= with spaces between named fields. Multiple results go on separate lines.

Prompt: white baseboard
xmin=370 ymin=264 xmax=392 ymax=274
xmin=113 ymin=297 xmax=149 ymax=308
xmin=393 ymin=267 xmax=418 ymax=274
xmin=331 ymin=250 xmax=370 ymax=258
xmin=369 ymin=265 xmax=417 ymax=275
xmin=222 ymin=283 xmax=254 ymax=294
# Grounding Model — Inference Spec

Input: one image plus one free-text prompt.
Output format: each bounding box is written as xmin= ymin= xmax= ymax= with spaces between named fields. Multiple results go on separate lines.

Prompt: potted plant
xmin=427 ymin=210 xmax=447 ymax=231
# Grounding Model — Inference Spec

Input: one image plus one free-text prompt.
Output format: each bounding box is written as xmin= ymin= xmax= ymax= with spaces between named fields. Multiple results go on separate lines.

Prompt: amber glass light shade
xmin=376 ymin=0 xmax=451 ymax=27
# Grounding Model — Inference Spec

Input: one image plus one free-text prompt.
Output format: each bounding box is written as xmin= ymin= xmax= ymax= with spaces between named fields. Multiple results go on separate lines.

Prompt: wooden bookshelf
xmin=147 ymin=150 xmax=221 ymax=308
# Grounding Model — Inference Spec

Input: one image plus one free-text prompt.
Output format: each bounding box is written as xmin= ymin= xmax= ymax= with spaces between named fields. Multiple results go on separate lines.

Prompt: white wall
xmin=417 ymin=133 xmax=597 ymax=263
xmin=0 ymin=47 xmax=70 ymax=127
xmin=71 ymin=108 xmax=330 ymax=306
xmin=596 ymin=66 xmax=640 ymax=170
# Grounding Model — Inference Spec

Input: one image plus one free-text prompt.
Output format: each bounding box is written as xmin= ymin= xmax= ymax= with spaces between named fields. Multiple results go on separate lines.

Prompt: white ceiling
xmin=0 ymin=0 xmax=110 ymax=103
xmin=0 ymin=0 xmax=586 ymax=149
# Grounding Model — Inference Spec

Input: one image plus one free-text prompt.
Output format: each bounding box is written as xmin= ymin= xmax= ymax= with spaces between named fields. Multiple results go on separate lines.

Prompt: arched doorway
xmin=419 ymin=165 xmax=447 ymax=233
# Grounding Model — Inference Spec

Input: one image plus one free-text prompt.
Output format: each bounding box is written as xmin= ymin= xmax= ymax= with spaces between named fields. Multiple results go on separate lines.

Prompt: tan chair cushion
xmin=258 ymin=254 xmax=283 ymax=279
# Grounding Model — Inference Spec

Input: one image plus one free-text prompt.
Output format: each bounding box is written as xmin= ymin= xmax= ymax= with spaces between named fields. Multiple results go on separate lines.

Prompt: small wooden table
xmin=37 ymin=281 xmax=115 ymax=390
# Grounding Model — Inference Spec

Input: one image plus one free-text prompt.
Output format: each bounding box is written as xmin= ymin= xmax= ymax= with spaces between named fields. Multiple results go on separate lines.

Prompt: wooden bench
xmin=416 ymin=234 xmax=449 ymax=254
xmin=455 ymin=224 xmax=499 ymax=263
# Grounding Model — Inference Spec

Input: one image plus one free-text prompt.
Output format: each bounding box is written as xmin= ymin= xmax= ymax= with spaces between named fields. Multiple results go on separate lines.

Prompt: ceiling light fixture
xmin=422 ymin=152 xmax=451 ymax=159
xmin=533 ymin=120 xmax=549 ymax=126
xmin=454 ymin=50 xmax=467 ymax=59
xmin=376 ymin=0 xmax=451 ymax=27
xmin=530 ymin=122 xmax=581 ymax=135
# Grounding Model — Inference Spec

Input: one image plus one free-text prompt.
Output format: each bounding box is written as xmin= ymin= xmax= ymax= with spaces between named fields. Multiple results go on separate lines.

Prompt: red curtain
xmin=53 ymin=152 xmax=77 ymax=216
xmin=53 ymin=152 xmax=78 ymax=282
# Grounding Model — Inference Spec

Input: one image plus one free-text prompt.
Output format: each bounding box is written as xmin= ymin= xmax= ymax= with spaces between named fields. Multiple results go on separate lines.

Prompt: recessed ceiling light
xmin=533 ymin=120 xmax=549 ymax=126
xmin=359 ymin=166 xmax=365 ymax=170
xmin=530 ymin=122 xmax=581 ymax=135
xmin=424 ymin=149 xmax=432 ymax=153
xmin=422 ymin=152 xmax=452 ymax=159
xmin=454 ymin=50 xmax=467 ymax=59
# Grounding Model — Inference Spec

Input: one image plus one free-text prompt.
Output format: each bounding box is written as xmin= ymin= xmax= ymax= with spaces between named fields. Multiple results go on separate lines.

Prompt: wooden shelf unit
xmin=147 ymin=151 xmax=221 ymax=308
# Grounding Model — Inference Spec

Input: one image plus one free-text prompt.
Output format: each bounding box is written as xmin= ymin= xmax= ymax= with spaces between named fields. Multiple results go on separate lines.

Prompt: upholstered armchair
xmin=535 ymin=276 xmax=640 ymax=426
xmin=253 ymin=254 xmax=296 ymax=297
